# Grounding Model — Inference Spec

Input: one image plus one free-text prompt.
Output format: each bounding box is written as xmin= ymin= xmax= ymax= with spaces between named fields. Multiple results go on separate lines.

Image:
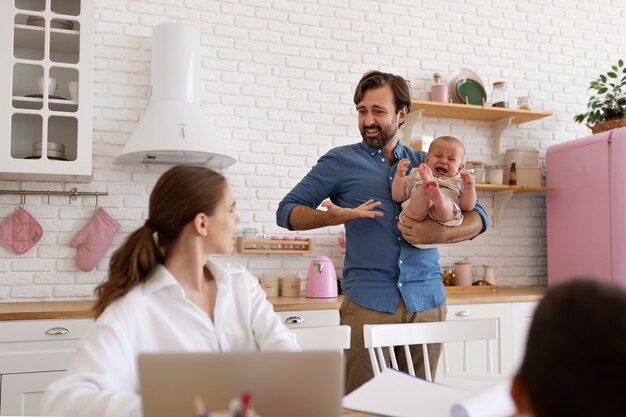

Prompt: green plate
xmin=455 ymin=78 xmax=487 ymax=105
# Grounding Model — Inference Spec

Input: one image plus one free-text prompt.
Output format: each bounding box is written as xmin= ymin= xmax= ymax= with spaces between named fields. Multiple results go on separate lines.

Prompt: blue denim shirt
xmin=276 ymin=141 xmax=488 ymax=313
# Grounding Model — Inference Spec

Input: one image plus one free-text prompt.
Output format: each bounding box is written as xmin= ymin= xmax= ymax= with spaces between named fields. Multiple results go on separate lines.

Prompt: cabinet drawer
xmin=276 ymin=310 xmax=339 ymax=329
xmin=0 ymin=318 xmax=93 ymax=344
xmin=0 ymin=318 xmax=93 ymax=374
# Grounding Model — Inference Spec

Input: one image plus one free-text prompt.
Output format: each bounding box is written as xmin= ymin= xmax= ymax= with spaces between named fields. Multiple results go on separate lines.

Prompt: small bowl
xmin=32 ymin=141 xmax=65 ymax=153
xmin=26 ymin=16 xmax=73 ymax=30
xmin=32 ymin=149 xmax=66 ymax=158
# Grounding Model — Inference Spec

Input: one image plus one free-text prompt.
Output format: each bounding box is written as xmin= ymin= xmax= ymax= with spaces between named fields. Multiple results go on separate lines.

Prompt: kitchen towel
xmin=0 ymin=207 xmax=43 ymax=255
xmin=70 ymin=207 xmax=121 ymax=271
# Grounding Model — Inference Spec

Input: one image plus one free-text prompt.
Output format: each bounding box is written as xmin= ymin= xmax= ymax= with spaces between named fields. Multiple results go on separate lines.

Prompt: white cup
xmin=37 ymin=77 xmax=57 ymax=95
xmin=68 ymin=81 xmax=79 ymax=101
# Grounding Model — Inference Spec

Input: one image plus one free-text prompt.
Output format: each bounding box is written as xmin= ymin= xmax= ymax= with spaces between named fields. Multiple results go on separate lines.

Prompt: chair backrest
xmin=291 ymin=325 xmax=351 ymax=352
xmin=363 ymin=318 xmax=498 ymax=382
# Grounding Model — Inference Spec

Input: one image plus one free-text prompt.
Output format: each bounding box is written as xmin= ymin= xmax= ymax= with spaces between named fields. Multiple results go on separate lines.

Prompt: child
xmin=392 ymin=136 xmax=476 ymax=241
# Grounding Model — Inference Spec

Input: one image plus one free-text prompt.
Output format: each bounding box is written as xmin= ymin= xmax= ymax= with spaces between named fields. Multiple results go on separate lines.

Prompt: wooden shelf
xmin=237 ymin=237 xmax=313 ymax=254
xmin=405 ymin=100 xmax=553 ymax=159
xmin=475 ymin=184 xmax=554 ymax=192
xmin=408 ymin=100 xmax=552 ymax=123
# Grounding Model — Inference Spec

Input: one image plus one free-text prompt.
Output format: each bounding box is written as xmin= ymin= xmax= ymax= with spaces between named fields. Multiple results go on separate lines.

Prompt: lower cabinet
xmin=0 ymin=371 xmax=65 ymax=416
xmin=442 ymin=300 xmax=539 ymax=378
xmin=511 ymin=301 xmax=539 ymax=372
xmin=0 ymin=318 xmax=93 ymax=416
xmin=444 ymin=302 xmax=513 ymax=376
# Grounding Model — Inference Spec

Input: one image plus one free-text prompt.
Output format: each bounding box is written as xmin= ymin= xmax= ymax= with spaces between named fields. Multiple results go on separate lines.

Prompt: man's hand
xmin=288 ymin=199 xmax=384 ymax=230
xmin=398 ymin=211 xmax=483 ymax=245
xmin=321 ymin=199 xmax=384 ymax=224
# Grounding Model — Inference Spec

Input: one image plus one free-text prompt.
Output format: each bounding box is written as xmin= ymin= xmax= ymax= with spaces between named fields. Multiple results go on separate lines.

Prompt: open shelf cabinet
xmin=237 ymin=237 xmax=314 ymax=254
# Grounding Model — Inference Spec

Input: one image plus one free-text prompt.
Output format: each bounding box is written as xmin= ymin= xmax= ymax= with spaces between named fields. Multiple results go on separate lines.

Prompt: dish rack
xmin=236 ymin=236 xmax=313 ymax=254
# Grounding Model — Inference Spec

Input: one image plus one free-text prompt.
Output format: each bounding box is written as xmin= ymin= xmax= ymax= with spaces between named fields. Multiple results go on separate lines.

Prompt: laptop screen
xmin=138 ymin=351 xmax=343 ymax=417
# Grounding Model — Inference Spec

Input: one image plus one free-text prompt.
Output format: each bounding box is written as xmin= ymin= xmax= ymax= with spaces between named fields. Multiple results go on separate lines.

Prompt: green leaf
xmin=598 ymin=87 xmax=608 ymax=94
xmin=608 ymin=72 xmax=618 ymax=78
xmin=620 ymin=59 xmax=624 ymax=67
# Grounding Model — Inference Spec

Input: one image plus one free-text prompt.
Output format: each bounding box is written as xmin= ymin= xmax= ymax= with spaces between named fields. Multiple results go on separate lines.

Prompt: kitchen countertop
xmin=0 ymin=286 xmax=546 ymax=321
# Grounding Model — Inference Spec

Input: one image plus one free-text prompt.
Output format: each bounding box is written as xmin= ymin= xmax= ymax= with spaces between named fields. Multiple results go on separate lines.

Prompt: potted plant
xmin=574 ymin=59 xmax=626 ymax=134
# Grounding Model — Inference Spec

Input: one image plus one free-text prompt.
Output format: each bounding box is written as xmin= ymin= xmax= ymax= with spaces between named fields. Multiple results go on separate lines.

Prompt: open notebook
xmin=139 ymin=351 xmax=343 ymax=417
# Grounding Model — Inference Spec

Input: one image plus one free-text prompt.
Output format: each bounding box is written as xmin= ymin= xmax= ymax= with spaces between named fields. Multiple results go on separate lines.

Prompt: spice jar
xmin=517 ymin=96 xmax=531 ymax=110
xmin=243 ymin=228 xmax=258 ymax=249
xmin=491 ymin=81 xmax=509 ymax=108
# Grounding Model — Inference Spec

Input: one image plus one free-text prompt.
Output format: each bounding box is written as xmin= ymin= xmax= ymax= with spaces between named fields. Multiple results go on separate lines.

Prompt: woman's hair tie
xmin=144 ymin=219 xmax=158 ymax=233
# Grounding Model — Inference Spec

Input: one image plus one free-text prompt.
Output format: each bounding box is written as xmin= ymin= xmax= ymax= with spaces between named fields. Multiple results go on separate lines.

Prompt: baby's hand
xmin=396 ymin=159 xmax=411 ymax=177
xmin=461 ymin=170 xmax=475 ymax=187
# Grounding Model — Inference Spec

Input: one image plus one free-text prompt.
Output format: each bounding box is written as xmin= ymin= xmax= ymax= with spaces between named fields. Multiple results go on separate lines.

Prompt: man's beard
xmin=360 ymin=123 xmax=398 ymax=148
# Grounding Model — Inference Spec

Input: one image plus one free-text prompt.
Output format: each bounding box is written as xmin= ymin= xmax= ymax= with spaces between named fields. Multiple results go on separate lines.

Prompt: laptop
xmin=138 ymin=351 xmax=344 ymax=417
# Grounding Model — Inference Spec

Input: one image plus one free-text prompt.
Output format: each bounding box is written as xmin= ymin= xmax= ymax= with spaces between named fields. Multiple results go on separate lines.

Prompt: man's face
xmin=356 ymin=84 xmax=406 ymax=149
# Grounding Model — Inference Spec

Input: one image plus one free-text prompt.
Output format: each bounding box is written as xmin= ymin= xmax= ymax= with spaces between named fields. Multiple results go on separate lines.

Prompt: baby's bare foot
xmin=418 ymin=163 xmax=434 ymax=183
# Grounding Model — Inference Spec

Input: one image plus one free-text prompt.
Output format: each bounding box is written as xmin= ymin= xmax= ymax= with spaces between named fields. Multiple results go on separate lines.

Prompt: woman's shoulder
xmin=97 ymin=285 xmax=148 ymax=324
xmin=209 ymin=259 xmax=253 ymax=279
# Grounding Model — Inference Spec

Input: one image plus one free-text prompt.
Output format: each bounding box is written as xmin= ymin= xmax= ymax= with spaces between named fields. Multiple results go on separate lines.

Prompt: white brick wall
xmin=1 ymin=0 xmax=625 ymax=301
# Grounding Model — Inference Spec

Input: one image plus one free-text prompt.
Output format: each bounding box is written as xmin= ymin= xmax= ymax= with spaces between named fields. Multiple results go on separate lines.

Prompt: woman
xmin=41 ymin=166 xmax=299 ymax=417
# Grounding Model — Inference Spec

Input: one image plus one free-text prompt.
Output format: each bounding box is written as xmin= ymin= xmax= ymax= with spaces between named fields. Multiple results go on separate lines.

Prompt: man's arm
xmin=398 ymin=210 xmax=483 ymax=245
xmin=288 ymin=199 xmax=383 ymax=231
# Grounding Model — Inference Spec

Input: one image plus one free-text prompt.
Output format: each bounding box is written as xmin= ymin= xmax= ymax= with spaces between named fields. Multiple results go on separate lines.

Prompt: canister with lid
xmin=430 ymin=72 xmax=448 ymax=103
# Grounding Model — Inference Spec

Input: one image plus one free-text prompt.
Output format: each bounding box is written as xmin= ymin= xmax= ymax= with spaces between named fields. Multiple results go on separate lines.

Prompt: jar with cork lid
xmin=430 ymin=72 xmax=448 ymax=103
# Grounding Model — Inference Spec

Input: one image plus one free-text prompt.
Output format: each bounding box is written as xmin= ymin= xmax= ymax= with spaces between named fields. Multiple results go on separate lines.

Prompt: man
xmin=276 ymin=70 xmax=488 ymax=393
xmin=511 ymin=279 xmax=626 ymax=417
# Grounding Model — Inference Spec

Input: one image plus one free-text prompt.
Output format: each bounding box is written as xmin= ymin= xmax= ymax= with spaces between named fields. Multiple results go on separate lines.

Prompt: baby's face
xmin=424 ymin=142 xmax=465 ymax=178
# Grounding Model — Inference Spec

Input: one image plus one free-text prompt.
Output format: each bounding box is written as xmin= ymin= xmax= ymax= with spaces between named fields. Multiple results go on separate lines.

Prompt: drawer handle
xmin=45 ymin=327 xmax=70 ymax=336
xmin=455 ymin=310 xmax=472 ymax=317
xmin=285 ymin=316 xmax=304 ymax=324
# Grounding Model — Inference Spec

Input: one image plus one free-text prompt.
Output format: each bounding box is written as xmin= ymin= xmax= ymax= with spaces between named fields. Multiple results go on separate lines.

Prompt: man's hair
xmin=353 ymin=70 xmax=411 ymax=126
xmin=518 ymin=278 xmax=626 ymax=417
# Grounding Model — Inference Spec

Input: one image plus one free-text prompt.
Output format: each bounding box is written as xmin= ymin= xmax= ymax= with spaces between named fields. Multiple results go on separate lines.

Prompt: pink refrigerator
xmin=546 ymin=127 xmax=626 ymax=287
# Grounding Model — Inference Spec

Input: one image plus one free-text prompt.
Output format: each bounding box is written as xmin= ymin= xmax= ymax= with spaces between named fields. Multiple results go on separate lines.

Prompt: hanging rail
xmin=0 ymin=187 xmax=108 ymax=204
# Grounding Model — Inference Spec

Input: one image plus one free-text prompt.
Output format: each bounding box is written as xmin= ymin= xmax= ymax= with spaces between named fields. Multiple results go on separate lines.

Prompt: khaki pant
xmin=340 ymin=298 xmax=447 ymax=394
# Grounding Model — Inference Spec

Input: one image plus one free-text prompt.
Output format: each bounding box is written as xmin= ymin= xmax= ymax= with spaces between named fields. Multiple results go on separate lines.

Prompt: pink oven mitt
xmin=70 ymin=207 xmax=121 ymax=272
xmin=0 ymin=207 xmax=43 ymax=255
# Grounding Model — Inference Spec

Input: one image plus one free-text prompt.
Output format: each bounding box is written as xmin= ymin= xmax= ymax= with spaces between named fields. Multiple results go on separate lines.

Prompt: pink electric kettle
xmin=305 ymin=256 xmax=338 ymax=298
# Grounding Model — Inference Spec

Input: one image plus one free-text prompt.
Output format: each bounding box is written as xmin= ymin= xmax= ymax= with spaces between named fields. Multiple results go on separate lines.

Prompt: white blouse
xmin=41 ymin=260 xmax=299 ymax=417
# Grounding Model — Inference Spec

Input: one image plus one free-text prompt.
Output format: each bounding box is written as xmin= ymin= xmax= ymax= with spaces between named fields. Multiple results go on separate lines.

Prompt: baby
xmin=392 ymin=136 xmax=476 ymax=244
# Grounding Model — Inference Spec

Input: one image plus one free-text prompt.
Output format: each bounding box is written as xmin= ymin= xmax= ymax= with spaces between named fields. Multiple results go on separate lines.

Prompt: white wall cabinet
xmin=0 ymin=0 xmax=94 ymax=179
xmin=0 ymin=318 xmax=93 ymax=416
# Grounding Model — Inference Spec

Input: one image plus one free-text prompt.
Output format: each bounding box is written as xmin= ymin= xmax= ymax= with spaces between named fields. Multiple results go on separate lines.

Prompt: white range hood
xmin=114 ymin=23 xmax=236 ymax=168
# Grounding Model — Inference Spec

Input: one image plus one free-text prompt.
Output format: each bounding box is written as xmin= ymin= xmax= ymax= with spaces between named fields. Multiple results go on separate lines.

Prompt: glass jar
xmin=486 ymin=165 xmax=504 ymax=185
xmin=465 ymin=161 xmax=486 ymax=183
xmin=517 ymin=96 xmax=531 ymax=110
xmin=491 ymin=81 xmax=509 ymax=108
xmin=243 ymin=228 xmax=258 ymax=249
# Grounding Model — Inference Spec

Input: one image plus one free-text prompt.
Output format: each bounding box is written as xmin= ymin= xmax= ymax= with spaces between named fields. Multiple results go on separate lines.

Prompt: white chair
xmin=291 ymin=325 xmax=351 ymax=352
xmin=363 ymin=318 xmax=498 ymax=382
